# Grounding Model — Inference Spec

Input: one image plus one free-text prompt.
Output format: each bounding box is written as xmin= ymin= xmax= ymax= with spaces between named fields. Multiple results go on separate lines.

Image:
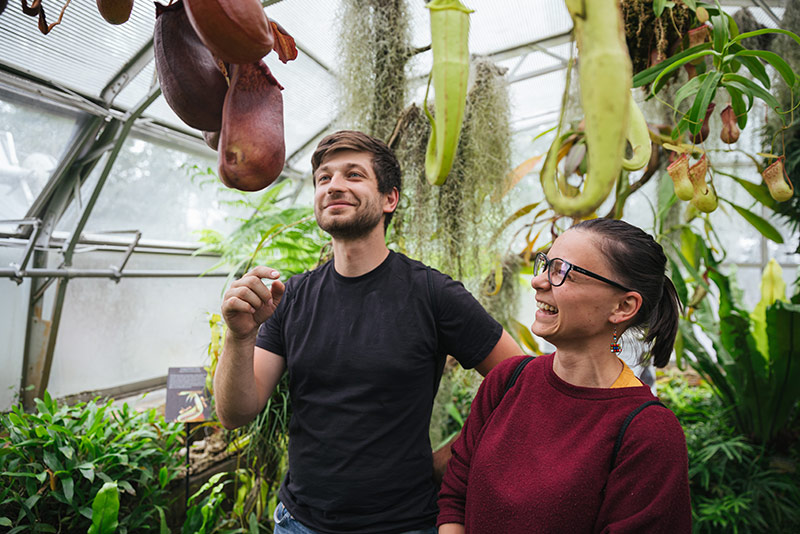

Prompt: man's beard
xmin=316 ymin=202 xmax=384 ymax=240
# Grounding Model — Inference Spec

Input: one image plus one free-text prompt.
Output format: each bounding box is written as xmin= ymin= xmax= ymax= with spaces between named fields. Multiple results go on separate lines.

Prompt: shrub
xmin=0 ymin=392 xmax=182 ymax=532
xmin=659 ymin=372 xmax=800 ymax=533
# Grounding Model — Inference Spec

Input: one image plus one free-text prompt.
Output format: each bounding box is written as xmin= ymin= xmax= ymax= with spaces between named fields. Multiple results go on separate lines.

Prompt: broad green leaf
xmin=680 ymin=226 xmax=699 ymax=271
xmin=445 ymin=403 xmax=464 ymax=426
xmin=764 ymin=301 xmax=800 ymax=442
xmin=0 ymin=518 xmax=11 ymax=527
xmin=633 ymin=43 xmax=713 ymax=89
xmin=722 ymin=73 xmax=780 ymax=111
xmin=732 ymin=28 xmax=800 ymax=48
xmin=683 ymin=0 xmax=696 ymax=9
xmin=728 ymin=53 xmax=771 ymax=89
xmin=751 ymin=259 xmax=787 ymax=357
xmin=724 ymin=85 xmax=749 ymax=129
xmin=686 ymin=71 xmax=722 ymax=135
xmin=88 ymin=482 xmax=120 ymax=534
xmin=735 ymin=49 xmax=795 ymax=88
xmin=716 ymin=171 xmax=777 ymax=210
xmin=652 ymin=50 xmax=717 ymax=95
xmin=711 ymin=12 xmax=729 ymax=52
xmin=670 ymin=238 xmax=711 ymax=293
xmin=60 ymin=475 xmax=74 ymax=504
xmin=157 ymin=506 xmax=169 ymax=534
xmin=722 ymin=199 xmax=784 ymax=243
xmin=673 ymin=74 xmax=705 ymax=112
xmin=721 ymin=80 xmax=755 ymax=112
xmin=159 ymin=466 xmax=169 ymax=489
xmin=654 ymin=0 xmax=667 ymax=17
xmin=57 ymin=446 xmax=73 ymax=460
xmin=667 ymin=256 xmax=689 ymax=307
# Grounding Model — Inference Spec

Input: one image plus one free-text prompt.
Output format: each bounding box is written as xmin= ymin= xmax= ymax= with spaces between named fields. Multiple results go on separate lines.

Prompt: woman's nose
xmin=531 ymin=271 xmax=550 ymax=290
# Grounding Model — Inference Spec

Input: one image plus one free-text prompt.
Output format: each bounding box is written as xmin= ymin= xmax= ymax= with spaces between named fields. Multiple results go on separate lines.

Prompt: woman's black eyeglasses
xmin=533 ymin=252 xmax=633 ymax=292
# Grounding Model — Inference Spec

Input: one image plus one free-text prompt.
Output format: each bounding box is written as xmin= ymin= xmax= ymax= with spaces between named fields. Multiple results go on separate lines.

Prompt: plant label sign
xmin=166 ymin=367 xmax=211 ymax=423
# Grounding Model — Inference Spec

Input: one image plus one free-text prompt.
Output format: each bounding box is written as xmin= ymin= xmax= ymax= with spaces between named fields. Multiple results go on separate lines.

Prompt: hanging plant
xmin=338 ymin=0 xmax=412 ymax=140
xmin=634 ymin=3 xmax=800 ymax=145
xmin=96 ymin=0 xmax=133 ymax=25
xmin=423 ymin=0 xmax=472 ymax=186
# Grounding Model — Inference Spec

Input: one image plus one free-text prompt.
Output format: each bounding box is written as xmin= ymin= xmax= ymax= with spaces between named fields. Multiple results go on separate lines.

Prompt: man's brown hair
xmin=311 ymin=130 xmax=402 ymax=229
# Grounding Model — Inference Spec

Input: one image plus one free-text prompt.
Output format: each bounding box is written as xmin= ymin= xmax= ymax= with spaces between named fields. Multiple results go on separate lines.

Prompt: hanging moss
xmin=391 ymin=58 xmax=519 ymax=328
xmin=337 ymin=0 xmax=411 ymax=140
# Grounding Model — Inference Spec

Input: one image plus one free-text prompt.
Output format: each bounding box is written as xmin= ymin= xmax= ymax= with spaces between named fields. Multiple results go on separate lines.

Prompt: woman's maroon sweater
xmin=437 ymin=354 xmax=691 ymax=533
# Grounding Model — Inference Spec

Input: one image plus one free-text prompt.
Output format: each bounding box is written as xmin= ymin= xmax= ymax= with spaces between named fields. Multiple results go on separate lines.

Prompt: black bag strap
xmin=504 ymin=356 xmax=536 ymax=394
xmin=610 ymin=400 xmax=666 ymax=469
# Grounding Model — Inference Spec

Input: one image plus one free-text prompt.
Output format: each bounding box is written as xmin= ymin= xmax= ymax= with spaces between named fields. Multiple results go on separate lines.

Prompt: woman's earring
xmin=610 ymin=326 xmax=622 ymax=354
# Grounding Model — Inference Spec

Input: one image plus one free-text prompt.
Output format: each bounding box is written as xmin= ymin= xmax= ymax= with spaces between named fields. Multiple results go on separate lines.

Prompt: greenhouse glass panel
xmin=46 ymin=251 xmax=226 ymax=399
xmin=0 ymin=248 xmax=29 ymax=410
xmin=0 ymin=90 xmax=81 ymax=232
xmin=56 ymin=132 xmax=250 ymax=244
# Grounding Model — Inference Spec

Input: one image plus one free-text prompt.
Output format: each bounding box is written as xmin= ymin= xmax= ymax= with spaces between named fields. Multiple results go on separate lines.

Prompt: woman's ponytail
xmin=644 ymin=276 xmax=682 ymax=368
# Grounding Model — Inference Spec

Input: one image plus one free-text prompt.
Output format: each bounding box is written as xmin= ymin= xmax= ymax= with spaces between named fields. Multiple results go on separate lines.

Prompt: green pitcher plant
xmin=424 ymin=0 xmax=472 ymax=186
xmin=539 ymin=0 xmax=651 ymax=218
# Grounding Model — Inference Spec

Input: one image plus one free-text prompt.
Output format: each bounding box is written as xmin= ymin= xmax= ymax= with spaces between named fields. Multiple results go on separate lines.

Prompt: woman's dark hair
xmin=311 ymin=130 xmax=402 ymax=230
xmin=572 ymin=218 xmax=682 ymax=368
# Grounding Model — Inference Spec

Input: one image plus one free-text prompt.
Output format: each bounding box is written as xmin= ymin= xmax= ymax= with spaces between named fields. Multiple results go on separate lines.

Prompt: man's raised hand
xmin=221 ymin=266 xmax=285 ymax=340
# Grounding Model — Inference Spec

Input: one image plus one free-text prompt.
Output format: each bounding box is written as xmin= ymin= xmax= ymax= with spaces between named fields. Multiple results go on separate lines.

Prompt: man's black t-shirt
xmin=256 ymin=251 xmax=503 ymax=534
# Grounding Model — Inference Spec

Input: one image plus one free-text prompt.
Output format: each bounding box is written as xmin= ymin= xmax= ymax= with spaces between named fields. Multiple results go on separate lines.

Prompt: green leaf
xmin=651 ymin=49 xmax=717 ymax=96
xmin=57 ymin=445 xmax=73 ymax=460
xmin=711 ymin=12 xmax=729 ymax=52
xmin=724 ymin=85 xmax=749 ymax=129
xmin=654 ymin=0 xmax=667 ymax=17
xmin=686 ymin=71 xmax=722 ymax=135
xmin=60 ymin=475 xmax=74 ymax=504
xmin=159 ymin=466 xmax=169 ymax=489
xmin=0 ymin=518 xmax=12 ymax=527
xmin=722 ymin=199 xmax=784 ymax=243
xmin=729 ymin=52 xmax=771 ymax=89
xmin=673 ymin=74 xmax=705 ymax=112
xmin=735 ymin=49 xmax=795 ymax=88
xmin=764 ymin=301 xmax=800 ymax=441
xmin=722 ymin=73 xmax=780 ymax=111
xmin=716 ymin=171 xmax=777 ymax=210
xmin=88 ymin=482 xmax=120 ymax=534
xmin=446 ymin=402 xmax=464 ymax=427
xmin=732 ymin=28 xmax=800 ymax=49
xmin=667 ymin=256 xmax=689 ymax=307
xmin=633 ymin=42 xmax=714 ymax=89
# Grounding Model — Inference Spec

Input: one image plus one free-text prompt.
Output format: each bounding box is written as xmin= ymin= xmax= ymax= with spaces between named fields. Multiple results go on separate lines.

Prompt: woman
xmin=437 ymin=218 xmax=691 ymax=533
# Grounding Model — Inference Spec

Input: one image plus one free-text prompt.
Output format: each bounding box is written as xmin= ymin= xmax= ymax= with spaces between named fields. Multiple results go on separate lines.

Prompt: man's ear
xmin=610 ymin=291 xmax=642 ymax=324
xmin=383 ymin=187 xmax=400 ymax=214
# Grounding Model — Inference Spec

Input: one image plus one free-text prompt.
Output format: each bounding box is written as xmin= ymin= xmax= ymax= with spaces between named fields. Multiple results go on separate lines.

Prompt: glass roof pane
xmin=0 ymin=1 xmax=154 ymax=97
xmin=56 ymin=132 xmax=249 ymax=244
xmin=0 ymin=89 xmax=81 ymax=232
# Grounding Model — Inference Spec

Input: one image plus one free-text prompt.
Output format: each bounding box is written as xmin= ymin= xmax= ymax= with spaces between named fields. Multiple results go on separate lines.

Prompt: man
xmin=215 ymin=130 xmax=521 ymax=534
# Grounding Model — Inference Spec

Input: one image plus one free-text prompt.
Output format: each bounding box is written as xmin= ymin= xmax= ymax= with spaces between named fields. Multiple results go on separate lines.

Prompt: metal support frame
xmin=0 ymin=267 xmax=229 ymax=279
xmin=100 ymin=38 xmax=155 ymax=106
xmin=750 ymin=0 xmax=782 ymax=26
xmin=20 ymin=86 xmax=163 ymax=409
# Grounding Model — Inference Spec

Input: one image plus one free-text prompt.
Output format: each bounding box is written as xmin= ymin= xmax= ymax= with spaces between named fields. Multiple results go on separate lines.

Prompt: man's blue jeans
xmin=272 ymin=501 xmax=438 ymax=534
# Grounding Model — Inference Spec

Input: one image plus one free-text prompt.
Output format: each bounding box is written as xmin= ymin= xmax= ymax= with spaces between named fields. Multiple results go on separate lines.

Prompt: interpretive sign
xmin=165 ymin=367 xmax=211 ymax=423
